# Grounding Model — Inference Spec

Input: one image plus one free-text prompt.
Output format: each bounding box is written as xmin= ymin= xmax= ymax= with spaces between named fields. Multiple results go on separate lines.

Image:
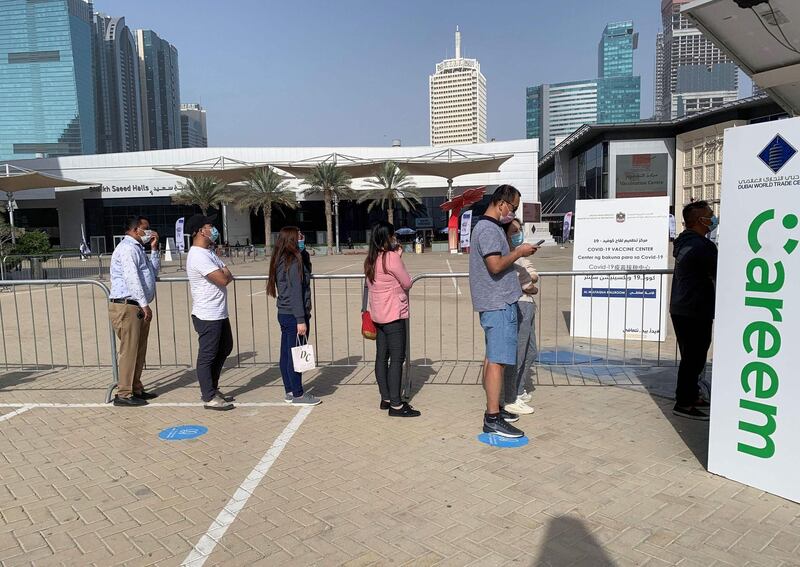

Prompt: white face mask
xmin=140 ymin=229 xmax=152 ymax=244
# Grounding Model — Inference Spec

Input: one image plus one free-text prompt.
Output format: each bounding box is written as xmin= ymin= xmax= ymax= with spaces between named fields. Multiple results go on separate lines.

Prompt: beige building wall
xmin=674 ymin=120 xmax=745 ymax=220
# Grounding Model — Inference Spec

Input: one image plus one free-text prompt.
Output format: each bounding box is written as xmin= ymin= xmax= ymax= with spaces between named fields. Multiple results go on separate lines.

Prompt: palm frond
xmin=171 ymin=176 xmax=230 ymax=213
xmin=231 ymin=167 xmax=298 ymax=214
xmin=358 ymin=162 xmax=420 ymax=217
xmin=300 ymin=163 xmax=353 ymax=199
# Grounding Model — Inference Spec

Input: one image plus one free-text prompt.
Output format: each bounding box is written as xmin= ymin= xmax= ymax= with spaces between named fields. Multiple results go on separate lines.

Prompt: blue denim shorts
xmin=479 ymin=303 xmax=518 ymax=365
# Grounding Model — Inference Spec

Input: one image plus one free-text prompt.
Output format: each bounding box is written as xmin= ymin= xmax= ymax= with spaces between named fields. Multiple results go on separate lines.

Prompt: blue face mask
xmin=511 ymin=233 xmax=524 ymax=247
xmin=704 ymin=215 xmax=719 ymax=232
xmin=209 ymin=227 xmax=220 ymax=243
xmin=298 ymin=240 xmax=305 ymax=251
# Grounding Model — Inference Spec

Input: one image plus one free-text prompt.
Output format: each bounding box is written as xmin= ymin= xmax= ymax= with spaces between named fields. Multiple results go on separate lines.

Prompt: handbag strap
xmin=362 ymin=281 xmax=369 ymax=312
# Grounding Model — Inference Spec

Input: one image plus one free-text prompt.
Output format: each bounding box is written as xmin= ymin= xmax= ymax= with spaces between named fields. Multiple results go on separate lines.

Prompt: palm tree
xmin=171 ymin=176 xmax=229 ymax=215
xmin=358 ymin=161 xmax=421 ymax=225
xmin=301 ymin=163 xmax=353 ymax=255
xmin=231 ymin=167 xmax=298 ymax=254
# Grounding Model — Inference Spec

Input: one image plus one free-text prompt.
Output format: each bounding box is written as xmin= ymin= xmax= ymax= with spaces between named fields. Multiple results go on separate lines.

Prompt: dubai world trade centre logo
xmin=757 ymin=134 xmax=797 ymax=174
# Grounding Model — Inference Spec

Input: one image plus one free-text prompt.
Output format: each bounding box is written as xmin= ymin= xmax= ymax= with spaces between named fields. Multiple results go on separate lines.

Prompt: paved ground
xmin=1 ymin=364 xmax=798 ymax=566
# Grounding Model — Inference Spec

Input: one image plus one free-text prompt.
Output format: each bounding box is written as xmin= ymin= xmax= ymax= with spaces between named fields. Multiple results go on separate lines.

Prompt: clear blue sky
xmin=100 ymin=0 xmax=666 ymax=147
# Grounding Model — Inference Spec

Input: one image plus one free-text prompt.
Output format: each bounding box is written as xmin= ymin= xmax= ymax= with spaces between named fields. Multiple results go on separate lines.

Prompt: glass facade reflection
xmin=0 ymin=0 xmax=97 ymax=161
xmin=540 ymin=141 xmax=607 ymax=221
xmin=597 ymin=76 xmax=641 ymax=124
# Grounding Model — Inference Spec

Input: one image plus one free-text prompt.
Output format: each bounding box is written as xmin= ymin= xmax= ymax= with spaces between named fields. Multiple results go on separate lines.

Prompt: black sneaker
xmin=388 ymin=402 xmax=421 ymax=417
xmin=133 ymin=390 xmax=159 ymax=400
xmin=500 ymin=408 xmax=519 ymax=423
xmin=694 ymin=398 xmax=710 ymax=410
xmin=380 ymin=400 xmax=390 ymax=410
xmin=113 ymin=395 xmax=148 ymax=407
xmin=483 ymin=415 xmax=525 ymax=438
xmin=672 ymin=404 xmax=709 ymax=421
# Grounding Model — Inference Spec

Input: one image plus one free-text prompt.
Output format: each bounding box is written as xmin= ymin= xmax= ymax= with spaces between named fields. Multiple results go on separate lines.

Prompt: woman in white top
xmin=503 ymin=219 xmax=539 ymax=415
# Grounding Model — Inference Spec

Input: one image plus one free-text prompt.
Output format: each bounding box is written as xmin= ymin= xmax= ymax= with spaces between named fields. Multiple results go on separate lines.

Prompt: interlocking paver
xmin=1 ymin=366 xmax=799 ymax=566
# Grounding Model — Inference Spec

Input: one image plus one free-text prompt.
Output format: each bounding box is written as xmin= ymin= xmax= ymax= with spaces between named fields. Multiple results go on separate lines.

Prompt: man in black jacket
xmin=670 ymin=200 xmax=718 ymax=420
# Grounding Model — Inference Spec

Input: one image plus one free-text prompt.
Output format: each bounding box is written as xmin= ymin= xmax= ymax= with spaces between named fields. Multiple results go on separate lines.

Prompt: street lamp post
xmin=334 ymin=193 xmax=340 ymax=254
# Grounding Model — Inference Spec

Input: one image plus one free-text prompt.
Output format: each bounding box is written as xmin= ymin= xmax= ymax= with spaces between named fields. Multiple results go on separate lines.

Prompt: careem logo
xmin=738 ymin=208 xmax=799 ymax=458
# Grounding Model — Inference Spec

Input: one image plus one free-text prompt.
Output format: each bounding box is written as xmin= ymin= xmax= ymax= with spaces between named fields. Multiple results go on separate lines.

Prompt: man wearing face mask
xmin=469 ymin=184 xmax=537 ymax=438
xmin=185 ymin=214 xmax=236 ymax=411
xmin=108 ymin=216 xmax=161 ymax=406
xmin=670 ymin=200 xmax=719 ymax=420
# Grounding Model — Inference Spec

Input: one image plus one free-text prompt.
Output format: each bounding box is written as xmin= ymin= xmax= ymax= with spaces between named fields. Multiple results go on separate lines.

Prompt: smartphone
xmin=535 ymin=239 xmax=546 ymax=246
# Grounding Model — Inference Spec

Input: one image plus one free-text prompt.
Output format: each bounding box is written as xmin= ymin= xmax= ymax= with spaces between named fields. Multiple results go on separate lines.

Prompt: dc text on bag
xmin=291 ymin=335 xmax=316 ymax=373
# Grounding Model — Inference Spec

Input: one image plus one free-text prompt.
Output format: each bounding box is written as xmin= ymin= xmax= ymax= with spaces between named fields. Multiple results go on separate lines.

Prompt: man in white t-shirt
xmin=185 ymin=214 xmax=235 ymax=411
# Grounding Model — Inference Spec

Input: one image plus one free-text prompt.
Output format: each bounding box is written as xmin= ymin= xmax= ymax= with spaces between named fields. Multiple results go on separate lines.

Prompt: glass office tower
xmin=135 ymin=29 xmax=181 ymax=150
xmin=597 ymin=21 xmax=640 ymax=124
xmin=0 ymin=0 xmax=97 ymax=161
xmin=598 ymin=21 xmax=636 ymax=78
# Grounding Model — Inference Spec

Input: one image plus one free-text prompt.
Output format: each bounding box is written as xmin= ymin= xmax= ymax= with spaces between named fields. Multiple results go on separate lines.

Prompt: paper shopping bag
xmin=291 ymin=336 xmax=316 ymax=373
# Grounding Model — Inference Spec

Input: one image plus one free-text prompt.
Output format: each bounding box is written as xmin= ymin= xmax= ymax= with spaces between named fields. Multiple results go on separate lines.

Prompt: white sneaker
xmin=284 ymin=392 xmax=293 ymax=404
xmin=504 ymin=400 xmax=534 ymax=415
xmin=519 ymin=390 xmax=532 ymax=403
xmin=204 ymin=394 xmax=234 ymax=411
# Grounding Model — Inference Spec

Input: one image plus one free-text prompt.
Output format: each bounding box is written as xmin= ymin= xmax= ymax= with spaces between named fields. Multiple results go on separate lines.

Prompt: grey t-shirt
xmin=469 ymin=216 xmax=522 ymax=312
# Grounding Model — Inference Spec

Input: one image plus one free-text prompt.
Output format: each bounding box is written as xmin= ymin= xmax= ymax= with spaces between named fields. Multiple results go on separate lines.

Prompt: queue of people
xmin=106 ymin=190 xmax=717 ymax=437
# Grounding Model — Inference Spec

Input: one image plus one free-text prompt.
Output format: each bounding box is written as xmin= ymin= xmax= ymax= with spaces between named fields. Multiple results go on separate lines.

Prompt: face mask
xmin=708 ymin=215 xmax=719 ymax=232
xmin=209 ymin=227 xmax=220 ymax=243
xmin=298 ymin=240 xmax=305 ymax=251
xmin=500 ymin=212 xmax=516 ymax=224
xmin=140 ymin=229 xmax=152 ymax=244
xmin=511 ymin=233 xmax=524 ymax=247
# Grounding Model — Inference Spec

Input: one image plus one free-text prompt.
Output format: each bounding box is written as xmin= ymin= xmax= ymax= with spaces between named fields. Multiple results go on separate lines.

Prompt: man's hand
xmin=150 ymin=231 xmax=160 ymax=251
xmin=516 ymin=243 xmax=536 ymax=258
xmin=297 ymin=323 xmax=307 ymax=336
xmin=141 ymin=306 xmax=153 ymax=322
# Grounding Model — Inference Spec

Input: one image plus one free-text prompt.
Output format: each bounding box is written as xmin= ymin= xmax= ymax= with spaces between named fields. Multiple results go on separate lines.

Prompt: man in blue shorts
xmin=469 ymin=185 xmax=537 ymax=438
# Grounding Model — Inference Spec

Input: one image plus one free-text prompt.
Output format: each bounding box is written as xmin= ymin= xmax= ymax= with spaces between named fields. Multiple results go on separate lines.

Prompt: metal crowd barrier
xmin=0 ymin=270 xmax=679 ymax=402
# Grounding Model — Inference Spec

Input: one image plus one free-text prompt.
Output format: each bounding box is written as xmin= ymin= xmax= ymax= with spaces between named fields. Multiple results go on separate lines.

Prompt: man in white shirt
xmin=185 ymin=214 xmax=235 ymax=411
xmin=108 ymin=216 xmax=161 ymax=407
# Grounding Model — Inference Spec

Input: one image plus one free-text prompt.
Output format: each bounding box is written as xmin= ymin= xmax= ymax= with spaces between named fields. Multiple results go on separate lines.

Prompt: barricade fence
xmin=0 ymin=270 xmax=681 ymax=401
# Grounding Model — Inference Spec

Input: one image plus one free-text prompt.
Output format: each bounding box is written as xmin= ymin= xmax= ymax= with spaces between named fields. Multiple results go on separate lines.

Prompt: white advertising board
xmin=460 ymin=210 xmax=473 ymax=250
xmin=708 ymin=118 xmax=800 ymax=503
xmin=571 ymin=196 xmax=669 ymax=341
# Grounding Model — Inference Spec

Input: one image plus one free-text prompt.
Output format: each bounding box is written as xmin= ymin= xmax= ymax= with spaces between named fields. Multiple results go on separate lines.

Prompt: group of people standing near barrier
xmin=105 ymin=186 xmax=717 ymax=435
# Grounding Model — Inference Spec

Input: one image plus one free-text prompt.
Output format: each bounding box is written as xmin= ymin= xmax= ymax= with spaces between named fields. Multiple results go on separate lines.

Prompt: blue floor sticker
xmin=477 ymin=433 xmax=529 ymax=447
xmin=159 ymin=425 xmax=208 ymax=441
xmin=537 ymin=350 xmax=604 ymax=365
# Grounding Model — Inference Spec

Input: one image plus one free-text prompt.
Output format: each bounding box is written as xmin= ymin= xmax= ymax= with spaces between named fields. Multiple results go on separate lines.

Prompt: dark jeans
xmin=278 ymin=313 xmax=310 ymax=397
xmin=375 ymin=319 xmax=407 ymax=406
xmin=671 ymin=314 xmax=713 ymax=407
xmin=191 ymin=316 xmax=234 ymax=402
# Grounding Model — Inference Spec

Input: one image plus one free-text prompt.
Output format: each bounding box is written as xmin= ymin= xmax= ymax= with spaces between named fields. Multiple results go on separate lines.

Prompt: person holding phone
xmin=267 ymin=227 xmax=320 ymax=406
xmin=186 ymin=214 xmax=235 ymax=411
xmin=364 ymin=221 xmax=419 ymax=417
xmin=108 ymin=216 xmax=161 ymax=406
xmin=502 ymin=219 xmax=540 ymax=415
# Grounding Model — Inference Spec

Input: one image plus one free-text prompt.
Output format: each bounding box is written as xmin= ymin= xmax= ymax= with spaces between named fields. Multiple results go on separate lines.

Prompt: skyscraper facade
xmin=0 ymin=0 xmax=97 ymax=161
xmin=94 ymin=14 xmax=143 ymax=154
xmin=135 ymin=29 xmax=181 ymax=150
xmin=655 ymin=0 xmax=738 ymax=120
xmin=180 ymin=103 xmax=208 ymax=148
xmin=527 ymin=21 xmax=639 ymax=154
xmin=429 ymin=27 xmax=487 ymax=146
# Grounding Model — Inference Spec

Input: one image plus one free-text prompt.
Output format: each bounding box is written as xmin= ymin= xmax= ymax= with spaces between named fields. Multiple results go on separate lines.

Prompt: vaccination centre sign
xmin=571 ymin=196 xmax=670 ymax=342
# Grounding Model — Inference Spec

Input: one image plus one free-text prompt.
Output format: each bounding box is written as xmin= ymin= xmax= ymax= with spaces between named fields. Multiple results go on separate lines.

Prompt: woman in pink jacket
xmin=364 ymin=221 xmax=420 ymax=417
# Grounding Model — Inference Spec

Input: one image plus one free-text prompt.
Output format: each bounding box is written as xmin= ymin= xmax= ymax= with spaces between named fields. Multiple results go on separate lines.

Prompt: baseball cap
xmin=185 ymin=213 xmax=217 ymax=236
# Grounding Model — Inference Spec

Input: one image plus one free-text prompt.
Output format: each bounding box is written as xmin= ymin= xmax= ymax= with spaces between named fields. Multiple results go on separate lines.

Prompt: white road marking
xmin=181 ymin=406 xmax=314 ymax=567
xmin=445 ymin=260 xmax=463 ymax=296
xmin=0 ymin=405 xmax=33 ymax=422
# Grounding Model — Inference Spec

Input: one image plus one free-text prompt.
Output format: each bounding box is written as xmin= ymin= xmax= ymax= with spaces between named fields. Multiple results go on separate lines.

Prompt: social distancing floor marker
xmin=477 ymin=433 xmax=529 ymax=447
xmin=159 ymin=425 xmax=208 ymax=440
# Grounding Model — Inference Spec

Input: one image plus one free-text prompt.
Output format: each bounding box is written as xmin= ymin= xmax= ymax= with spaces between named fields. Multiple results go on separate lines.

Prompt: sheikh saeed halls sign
xmin=709 ymin=118 xmax=800 ymax=503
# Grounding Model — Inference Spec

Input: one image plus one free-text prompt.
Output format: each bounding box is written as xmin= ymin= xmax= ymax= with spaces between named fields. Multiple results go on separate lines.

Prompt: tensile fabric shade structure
xmin=153 ymin=156 xmax=272 ymax=185
xmin=270 ymin=153 xmax=385 ymax=179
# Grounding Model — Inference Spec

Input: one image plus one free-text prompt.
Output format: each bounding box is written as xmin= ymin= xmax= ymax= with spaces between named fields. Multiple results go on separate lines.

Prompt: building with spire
xmin=429 ymin=27 xmax=487 ymax=146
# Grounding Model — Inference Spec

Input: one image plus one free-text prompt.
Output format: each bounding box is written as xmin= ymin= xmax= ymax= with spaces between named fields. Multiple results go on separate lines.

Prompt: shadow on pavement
xmin=533 ymin=515 xmax=616 ymax=566
xmin=304 ymin=356 xmax=365 ymax=398
xmin=0 ymin=369 xmax=54 ymax=390
xmin=404 ymin=359 xmax=437 ymax=401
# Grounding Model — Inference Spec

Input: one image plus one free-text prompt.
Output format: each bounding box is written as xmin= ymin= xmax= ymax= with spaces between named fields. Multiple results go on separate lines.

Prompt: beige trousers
xmin=109 ymin=302 xmax=151 ymax=398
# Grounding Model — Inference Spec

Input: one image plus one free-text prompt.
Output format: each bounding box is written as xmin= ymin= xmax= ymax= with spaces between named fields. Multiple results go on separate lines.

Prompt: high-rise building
xmin=528 ymin=21 xmax=639 ymax=154
xmin=180 ymin=103 xmax=208 ymax=148
xmin=527 ymin=81 xmax=598 ymax=154
xmin=429 ymin=27 xmax=487 ymax=146
xmin=597 ymin=21 xmax=640 ymax=124
xmin=0 ymin=0 xmax=97 ymax=161
xmin=655 ymin=0 xmax=738 ymax=120
xmin=135 ymin=29 xmax=181 ymax=150
xmin=94 ymin=14 xmax=143 ymax=154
